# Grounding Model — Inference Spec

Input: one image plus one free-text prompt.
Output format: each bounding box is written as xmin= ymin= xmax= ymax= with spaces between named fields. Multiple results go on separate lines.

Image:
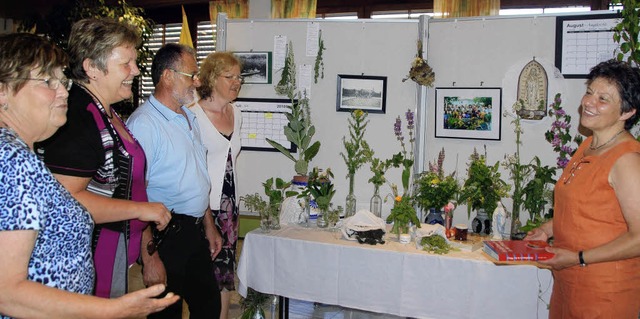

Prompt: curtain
xmin=271 ymin=0 xmax=317 ymax=18
xmin=209 ymin=0 xmax=249 ymax=26
xmin=434 ymin=0 xmax=500 ymax=18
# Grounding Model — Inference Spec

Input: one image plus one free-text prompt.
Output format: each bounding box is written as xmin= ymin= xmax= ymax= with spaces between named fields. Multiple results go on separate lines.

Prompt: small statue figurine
xmin=491 ymin=201 xmax=509 ymax=240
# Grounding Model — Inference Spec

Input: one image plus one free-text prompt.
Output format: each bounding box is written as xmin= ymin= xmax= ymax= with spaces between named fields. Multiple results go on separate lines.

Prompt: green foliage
xmin=263 ymin=177 xmax=297 ymax=214
xmin=240 ymin=288 xmax=270 ymax=319
xmin=368 ymin=157 xmax=392 ymax=189
xmin=314 ymin=30 xmax=325 ymax=83
xmin=386 ymin=195 xmax=421 ymax=235
xmin=458 ymin=148 xmax=510 ymax=219
xmin=420 ymin=235 xmax=453 ymax=254
xmin=415 ymin=148 xmax=459 ymax=211
xmin=521 ymin=157 xmax=556 ymax=222
xmin=305 ymin=167 xmax=336 ymax=211
xmin=268 ymin=41 xmax=321 ymax=176
xmin=613 ymin=0 xmax=640 ymax=67
xmin=340 ymin=109 xmax=372 ymax=179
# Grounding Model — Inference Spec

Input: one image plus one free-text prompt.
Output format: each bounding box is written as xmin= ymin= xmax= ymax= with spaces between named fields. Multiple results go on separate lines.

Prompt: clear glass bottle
xmin=345 ymin=174 xmax=356 ymax=218
xmin=369 ymin=186 xmax=382 ymax=218
xmin=316 ymin=207 xmax=328 ymax=228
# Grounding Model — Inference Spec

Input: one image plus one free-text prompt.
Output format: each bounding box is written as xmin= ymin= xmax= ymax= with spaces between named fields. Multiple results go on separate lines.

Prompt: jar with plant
xmin=458 ymin=147 xmax=510 ymax=235
xmin=267 ymin=41 xmax=321 ymax=177
xmin=340 ymin=109 xmax=372 ymax=217
xmin=415 ymin=148 xmax=459 ymax=225
xmin=520 ymin=156 xmax=556 ymax=233
xmin=303 ymin=167 xmax=336 ymax=228
xmin=263 ymin=177 xmax=298 ymax=230
xmin=368 ymin=156 xmax=391 ymax=217
xmin=240 ymin=193 xmax=270 ymax=232
xmin=385 ymin=109 xmax=421 ymax=237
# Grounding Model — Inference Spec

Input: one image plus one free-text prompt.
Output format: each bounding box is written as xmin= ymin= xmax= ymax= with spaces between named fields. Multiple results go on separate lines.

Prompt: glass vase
xmin=369 ymin=186 xmax=382 ymax=218
xmin=291 ymin=176 xmax=310 ymax=227
xmin=317 ymin=207 xmax=328 ymax=228
xmin=510 ymin=205 xmax=525 ymax=240
xmin=345 ymin=175 xmax=356 ymax=218
xmin=269 ymin=203 xmax=281 ymax=230
xmin=259 ymin=210 xmax=271 ymax=233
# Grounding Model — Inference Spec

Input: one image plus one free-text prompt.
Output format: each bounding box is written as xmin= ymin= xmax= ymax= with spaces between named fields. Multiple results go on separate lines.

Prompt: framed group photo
xmin=434 ymin=87 xmax=502 ymax=140
xmin=233 ymin=51 xmax=272 ymax=84
xmin=336 ymin=74 xmax=387 ymax=114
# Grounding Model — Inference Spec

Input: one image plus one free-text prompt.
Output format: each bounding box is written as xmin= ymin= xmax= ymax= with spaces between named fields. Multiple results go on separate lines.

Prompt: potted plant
xmin=458 ymin=147 xmax=510 ymax=235
xmin=340 ymin=109 xmax=372 ymax=217
xmin=415 ymin=148 xmax=459 ymax=224
xmin=263 ymin=177 xmax=298 ymax=230
xmin=267 ymin=41 xmax=321 ymax=177
xmin=367 ymin=156 xmax=392 ymax=217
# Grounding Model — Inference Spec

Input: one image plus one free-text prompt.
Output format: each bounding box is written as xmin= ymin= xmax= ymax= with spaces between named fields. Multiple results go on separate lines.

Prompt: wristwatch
xmin=578 ymin=251 xmax=587 ymax=267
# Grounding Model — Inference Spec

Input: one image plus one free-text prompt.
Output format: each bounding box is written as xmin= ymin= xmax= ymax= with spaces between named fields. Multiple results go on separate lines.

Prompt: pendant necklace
xmin=589 ymin=129 xmax=625 ymax=151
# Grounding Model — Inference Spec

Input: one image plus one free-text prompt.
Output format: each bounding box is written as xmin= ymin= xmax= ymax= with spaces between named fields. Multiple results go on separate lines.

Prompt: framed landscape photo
xmin=435 ymin=87 xmax=502 ymax=141
xmin=233 ymin=51 xmax=272 ymax=84
xmin=336 ymin=74 xmax=387 ymax=114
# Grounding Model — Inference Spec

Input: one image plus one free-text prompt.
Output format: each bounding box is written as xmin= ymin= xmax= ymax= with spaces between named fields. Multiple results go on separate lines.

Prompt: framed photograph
xmin=234 ymin=97 xmax=296 ymax=152
xmin=336 ymin=74 xmax=387 ymax=114
xmin=435 ymin=87 xmax=502 ymax=141
xmin=233 ymin=51 xmax=272 ymax=84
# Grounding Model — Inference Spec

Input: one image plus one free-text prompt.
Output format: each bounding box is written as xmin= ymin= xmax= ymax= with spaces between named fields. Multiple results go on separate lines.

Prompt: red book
xmin=483 ymin=240 xmax=554 ymax=261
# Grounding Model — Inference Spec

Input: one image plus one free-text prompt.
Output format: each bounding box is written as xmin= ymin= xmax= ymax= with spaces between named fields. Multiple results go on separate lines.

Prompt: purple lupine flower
xmin=557 ymin=157 xmax=570 ymax=169
xmin=405 ymin=110 xmax=415 ymax=129
xmin=394 ymin=117 xmax=403 ymax=141
xmin=560 ymin=145 xmax=573 ymax=153
xmin=555 ymin=108 xmax=566 ymax=116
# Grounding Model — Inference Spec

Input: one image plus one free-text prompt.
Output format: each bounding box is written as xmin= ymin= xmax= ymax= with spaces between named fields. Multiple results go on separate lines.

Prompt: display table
xmin=237 ymin=224 xmax=552 ymax=319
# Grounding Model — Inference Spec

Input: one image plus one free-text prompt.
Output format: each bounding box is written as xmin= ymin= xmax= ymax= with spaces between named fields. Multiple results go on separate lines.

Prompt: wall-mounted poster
xmin=435 ymin=87 xmax=502 ymax=141
xmin=235 ymin=97 xmax=295 ymax=151
xmin=233 ymin=51 xmax=272 ymax=84
xmin=555 ymin=13 xmax=619 ymax=78
xmin=336 ymin=74 xmax=387 ymax=114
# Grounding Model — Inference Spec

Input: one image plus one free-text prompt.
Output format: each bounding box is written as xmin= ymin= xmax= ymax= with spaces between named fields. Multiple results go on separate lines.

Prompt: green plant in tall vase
xmin=240 ymin=193 xmax=270 ymax=232
xmin=368 ymin=156 xmax=392 ymax=217
xmin=267 ymin=41 xmax=321 ymax=177
xmin=304 ymin=167 xmax=336 ymax=228
xmin=613 ymin=0 xmax=640 ymax=67
xmin=459 ymin=147 xmax=510 ymax=224
xmin=340 ymin=109 xmax=372 ymax=217
xmin=520 ymin=157 xmax=556 ymax=232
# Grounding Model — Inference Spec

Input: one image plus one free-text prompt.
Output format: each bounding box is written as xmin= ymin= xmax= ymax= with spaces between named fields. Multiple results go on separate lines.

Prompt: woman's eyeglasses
xmin=170 ymin=69 xmax=199 ymax=81
xmin=10 ymin=77 xmax=72 ymax=91
xmin=220 ymin=75 xmax=244 ymax=84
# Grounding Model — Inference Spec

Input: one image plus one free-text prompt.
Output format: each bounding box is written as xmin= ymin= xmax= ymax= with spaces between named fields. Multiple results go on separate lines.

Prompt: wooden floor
xmin=128 ymin=239 xmax=404 ymax=319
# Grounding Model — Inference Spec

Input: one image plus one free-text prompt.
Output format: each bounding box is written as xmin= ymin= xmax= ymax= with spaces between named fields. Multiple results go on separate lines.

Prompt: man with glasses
xmin=127 ymin=43 xmax=222 ymax=319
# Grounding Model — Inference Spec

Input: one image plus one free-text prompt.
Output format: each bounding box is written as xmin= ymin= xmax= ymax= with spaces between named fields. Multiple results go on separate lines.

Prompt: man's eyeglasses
xmin=220 ymin=75 xmax=244 ymax=83
xmin=10 ymin=77 xmax=73 ymax=91
xmin=170 ymin=69 xmax=199 ymax=81
xmin=146 ymin=210 xmax=181 ymax=255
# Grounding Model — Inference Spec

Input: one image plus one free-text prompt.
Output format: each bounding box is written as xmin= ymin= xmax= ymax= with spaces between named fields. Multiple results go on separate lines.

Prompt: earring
xmin=1 ymin=103 xmax=7 ymax=111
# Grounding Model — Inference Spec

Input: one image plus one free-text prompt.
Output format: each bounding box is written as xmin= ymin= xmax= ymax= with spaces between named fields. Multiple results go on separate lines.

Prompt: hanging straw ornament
xmin=403 ymin=40 xmax=435 ymax=87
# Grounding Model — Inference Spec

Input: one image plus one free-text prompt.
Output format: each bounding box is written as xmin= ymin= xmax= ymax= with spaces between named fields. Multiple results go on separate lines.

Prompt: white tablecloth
xmin=237 ymin=224 xmax=552 ymax=319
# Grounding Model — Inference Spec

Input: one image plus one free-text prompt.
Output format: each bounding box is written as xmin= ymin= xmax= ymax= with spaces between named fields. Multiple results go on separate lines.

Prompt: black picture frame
xmin=336 ymin=74 xmax=387 ymax=114
xmin=233 ymin=51 xmax=273 ymax=84
xmin=434 ymin=87 xmax=502 ymax=141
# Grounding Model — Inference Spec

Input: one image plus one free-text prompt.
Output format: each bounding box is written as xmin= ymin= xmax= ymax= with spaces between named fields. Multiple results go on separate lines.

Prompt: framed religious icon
xmin=516 ymin=59 xmax=548 ymax=120
xmin=435 ymin=87 xmax=502 ymax=141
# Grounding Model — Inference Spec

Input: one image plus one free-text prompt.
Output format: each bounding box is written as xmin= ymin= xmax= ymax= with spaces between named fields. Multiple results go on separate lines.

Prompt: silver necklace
xmin=589 ymin=129 xmax=625 ymax=150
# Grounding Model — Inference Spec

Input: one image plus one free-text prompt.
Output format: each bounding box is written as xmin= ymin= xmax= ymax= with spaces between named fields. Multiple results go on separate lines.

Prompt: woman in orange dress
xmin=527 ymin=59 xmax=640 ymax=318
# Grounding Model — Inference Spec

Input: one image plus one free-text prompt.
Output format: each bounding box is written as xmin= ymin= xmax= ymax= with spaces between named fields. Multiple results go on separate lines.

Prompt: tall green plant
xmin=340 ymin=110 xmax=372 ymax=182
xmin=267 ymin=41 xmax=321 ymax=176
xmin=613 ymin=0 xmax=640 ymax=67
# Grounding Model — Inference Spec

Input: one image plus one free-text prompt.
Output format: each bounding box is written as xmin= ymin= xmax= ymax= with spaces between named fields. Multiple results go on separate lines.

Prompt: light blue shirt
xmin=127 ymin=95 xmax=210 ymax=217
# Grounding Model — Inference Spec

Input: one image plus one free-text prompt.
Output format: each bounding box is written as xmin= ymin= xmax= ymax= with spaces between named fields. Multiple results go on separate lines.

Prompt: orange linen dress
xmin=551 ymin=136 xmax=640 ymax=319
